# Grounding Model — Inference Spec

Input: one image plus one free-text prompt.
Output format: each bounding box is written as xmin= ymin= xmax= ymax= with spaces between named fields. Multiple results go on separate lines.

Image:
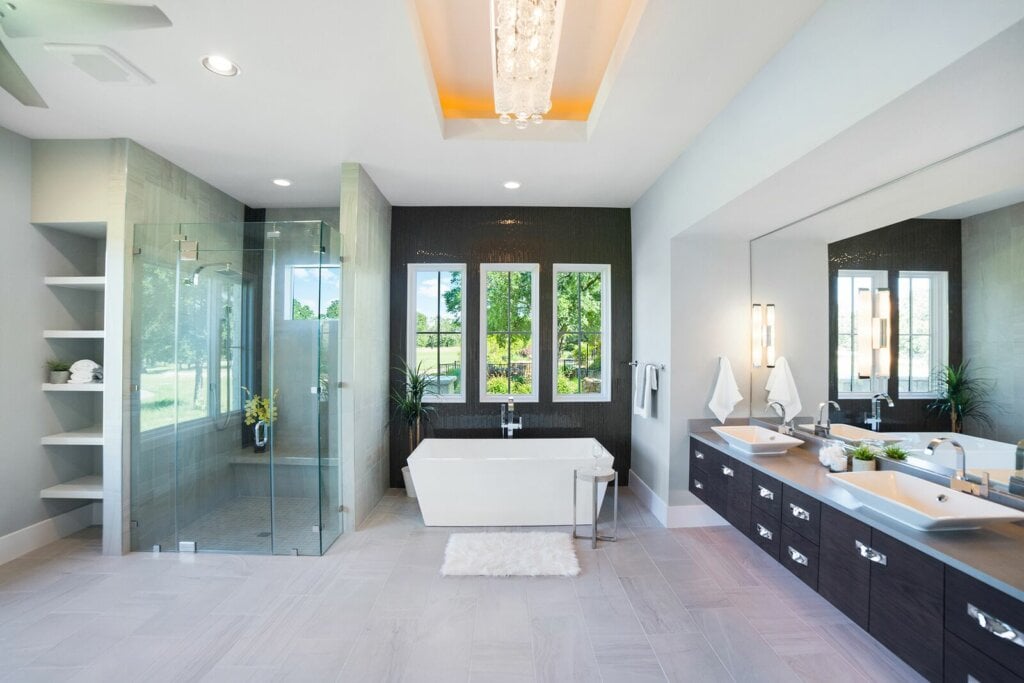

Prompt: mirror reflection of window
xmin=836 ymin=269 xmax=886 ymax=397
xmin=897 ymin=271 xmax=949 ymax=397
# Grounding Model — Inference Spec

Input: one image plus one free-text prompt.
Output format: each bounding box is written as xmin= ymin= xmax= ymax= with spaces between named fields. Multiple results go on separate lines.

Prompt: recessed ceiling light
xmin=272 ymin=178 xmax=292 ymax=187
xmin=202 ymin=55 xmax=240 ymax=77
xmin=504 ymin=181 xmax=521 ymax=190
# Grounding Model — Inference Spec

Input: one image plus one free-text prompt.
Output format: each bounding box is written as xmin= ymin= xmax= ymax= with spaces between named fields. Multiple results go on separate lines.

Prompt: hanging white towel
xmin=708 ymin=356 xmax=743 ymax=423
xmin=633 ymin=364 xmax=659 ymax=419
xmin=765 ymin=356 xmax=802 ymax=423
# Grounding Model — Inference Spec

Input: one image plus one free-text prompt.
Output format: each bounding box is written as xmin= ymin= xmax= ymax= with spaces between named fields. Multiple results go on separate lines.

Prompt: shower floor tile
xmin=161 ymin=496 xmax=321 ymax=555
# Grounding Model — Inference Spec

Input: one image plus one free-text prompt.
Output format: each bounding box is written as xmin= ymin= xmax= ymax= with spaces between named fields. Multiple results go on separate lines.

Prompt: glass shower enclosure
xmin=129 ymin=220 xmax=342 ymax=555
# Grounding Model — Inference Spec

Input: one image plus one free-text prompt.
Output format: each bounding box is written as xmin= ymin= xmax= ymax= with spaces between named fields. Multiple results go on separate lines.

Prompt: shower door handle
xmin=254 ymin=420 xmax=268 ymax=448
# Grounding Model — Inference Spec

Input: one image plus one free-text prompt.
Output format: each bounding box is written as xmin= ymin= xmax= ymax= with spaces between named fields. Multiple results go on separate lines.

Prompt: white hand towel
xmin=765 ymin=357 xmax=802 ymax=423
xmin=633 ymin=364 xmax=659 ymax=419
xmin=708 ymin=356 xmax=742 ymax=424
xmin=69 ymin=359 xmax=99 ymax=374
xmin=68 ymin=359 xmax=100 ymax=384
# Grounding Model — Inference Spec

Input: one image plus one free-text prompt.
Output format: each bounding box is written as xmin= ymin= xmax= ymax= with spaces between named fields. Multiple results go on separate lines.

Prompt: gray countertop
xmin=691 ymin=430 xmax=1024 ymax=603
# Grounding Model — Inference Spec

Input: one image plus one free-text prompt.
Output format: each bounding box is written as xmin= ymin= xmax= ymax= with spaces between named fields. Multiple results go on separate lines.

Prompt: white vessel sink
xmin=797 ymin=423 xmax=906 ymax=445
xmin=711 ymin=426 xmax=803 ymax=455
xmin=828 ymin=471 xmax=1024 ymax=531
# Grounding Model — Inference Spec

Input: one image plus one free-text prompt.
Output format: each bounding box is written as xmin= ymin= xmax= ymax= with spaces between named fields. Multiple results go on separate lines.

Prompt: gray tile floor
xmin=159 ymin=497 xmax=322 ymax=556
xmin=0 ymin=488 xmax=924 ymax=682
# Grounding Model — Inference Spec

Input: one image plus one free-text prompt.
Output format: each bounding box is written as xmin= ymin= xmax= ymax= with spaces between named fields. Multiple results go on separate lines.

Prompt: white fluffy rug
xmin=440 ymin=532 xmax=580 ymax=577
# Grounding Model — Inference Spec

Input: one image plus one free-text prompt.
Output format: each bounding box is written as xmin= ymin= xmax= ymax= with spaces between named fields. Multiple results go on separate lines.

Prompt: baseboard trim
xmin=0 ymin=505 xmax=94 ymax=565
xmin=628 ymin=469 xmax=727 ymax=529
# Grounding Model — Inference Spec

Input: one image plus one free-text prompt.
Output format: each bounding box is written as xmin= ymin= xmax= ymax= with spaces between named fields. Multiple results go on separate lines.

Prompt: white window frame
xmin=897 ymin=270 xmax=949 ymax=399
xmin=479 ymin=263 xmax=540 ymax=403
xmin=407 ymin=263 xmax=467 ymax=404
xmin=552 ymin=264 xmax=611 ymax=403
xmin=836 ymin=269 xmax=888 ymax=399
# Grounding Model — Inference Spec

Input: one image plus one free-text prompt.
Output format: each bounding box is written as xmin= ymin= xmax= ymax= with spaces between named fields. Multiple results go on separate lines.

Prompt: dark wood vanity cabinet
xmin=817 ymin=505 xmax=944 ymax=680
xmin=818 ymin=505 xmax=872 ymax=630
xmin=692 ymin=435 xmax=1024 ymax=682
xmin=945 ymin=568 xmax=1024 ymax=679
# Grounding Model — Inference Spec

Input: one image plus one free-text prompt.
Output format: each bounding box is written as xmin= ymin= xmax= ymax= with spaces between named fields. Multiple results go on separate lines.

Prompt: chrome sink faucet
xmin=768 ymin=401 xmax=794 ymax=435
xmin=925 ymin=437 xmax=990 ymax=498
xmin=865 ymin=393 xmax=894 ymax=432
xmin=500 ymin=396 xmax=523 ymax=439
xmin=815 ymin=401 xmax=840 ymax=437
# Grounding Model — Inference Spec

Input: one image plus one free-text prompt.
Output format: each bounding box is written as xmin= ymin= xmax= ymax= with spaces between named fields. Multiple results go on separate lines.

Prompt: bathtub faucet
xmin=500 ymin=396 xmax=523 ymax=438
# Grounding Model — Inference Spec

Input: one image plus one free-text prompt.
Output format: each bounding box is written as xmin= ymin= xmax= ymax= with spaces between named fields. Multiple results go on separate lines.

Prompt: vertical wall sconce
xmin=857 ymin=287 xmax=891 ymax=380
xmin=751 ymin=303 xmax=776 ymax=368
xmin=874 ymin=289 xmax=891 ymax=378
xmin=751 ymin=304 xmax=763 ymax=368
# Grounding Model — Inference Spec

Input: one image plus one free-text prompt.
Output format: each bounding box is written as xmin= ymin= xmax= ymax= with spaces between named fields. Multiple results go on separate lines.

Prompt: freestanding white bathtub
xmin=408 ymin=437 xmax=615 ymax=526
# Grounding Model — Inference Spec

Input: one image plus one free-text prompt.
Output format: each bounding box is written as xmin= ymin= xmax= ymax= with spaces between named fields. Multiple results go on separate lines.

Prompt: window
xmin=285 ymin=264 xmax=340 ymax=320
xmin=898 ymin=271 xmax=948 ymax=397
xmin=480 ymin=264 xmax=539 ymax=402
xmin=138 ymin=261 xmax=242 ymax=432
xmin=836 ymin=269 xmax=887 ymax=397
xmin=553 ymin=265 xmax=611 ymax=401
xmin=407 ymin=264 xmax=466 ymax=402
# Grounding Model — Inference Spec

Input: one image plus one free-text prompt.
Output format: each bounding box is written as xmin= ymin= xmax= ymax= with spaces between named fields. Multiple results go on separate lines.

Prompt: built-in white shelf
xmin=43 ymin=330 xmax=104 ymax=339
xmin=42 ymin=382 xmax=104 ymax=392
xmin=40 ymin=475 xmax=103 ymax=500
xmin=44 ymin=276 xmax=105 ymax=291
xmin=34 ymin=221 xmax=107 ymax=239
xmin=41 ymin=427 xmax=103 ymax=446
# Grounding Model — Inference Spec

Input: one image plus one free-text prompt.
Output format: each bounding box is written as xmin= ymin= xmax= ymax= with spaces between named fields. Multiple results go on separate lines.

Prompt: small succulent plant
xmin=851 ymin=445 xmax=876 ymax=461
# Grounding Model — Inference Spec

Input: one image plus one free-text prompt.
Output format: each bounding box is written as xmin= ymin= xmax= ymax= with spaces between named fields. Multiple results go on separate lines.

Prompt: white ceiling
xmin=0 ymin=0 xmax=822 ymax=208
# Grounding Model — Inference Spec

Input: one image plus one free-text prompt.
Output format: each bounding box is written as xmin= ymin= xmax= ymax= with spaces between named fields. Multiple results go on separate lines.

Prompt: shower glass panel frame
xmin=129 ymin=220 xmax=342 ymax=555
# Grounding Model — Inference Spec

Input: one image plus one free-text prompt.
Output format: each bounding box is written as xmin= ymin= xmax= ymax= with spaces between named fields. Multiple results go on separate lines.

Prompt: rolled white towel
xmin=69 ymin=359 xmax=99 ymax=374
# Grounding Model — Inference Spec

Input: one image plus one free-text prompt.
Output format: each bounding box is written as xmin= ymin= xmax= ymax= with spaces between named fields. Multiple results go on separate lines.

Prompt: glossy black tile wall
xmin=828 ymin=218 xmax=962 ymax=430
xmin=389 ymin=206 xmax=632 ymax=488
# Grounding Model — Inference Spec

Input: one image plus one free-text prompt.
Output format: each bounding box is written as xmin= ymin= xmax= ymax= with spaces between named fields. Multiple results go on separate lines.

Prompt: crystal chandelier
xmin=491 ymin=0 xmax=566 ymax=129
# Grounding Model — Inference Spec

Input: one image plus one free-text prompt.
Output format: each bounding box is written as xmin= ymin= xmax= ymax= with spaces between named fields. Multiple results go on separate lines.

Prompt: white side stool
xmin=572 ymin=468 xmax=618 ymax=549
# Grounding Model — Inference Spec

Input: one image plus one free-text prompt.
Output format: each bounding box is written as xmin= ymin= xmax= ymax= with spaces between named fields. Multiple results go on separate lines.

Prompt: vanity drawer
xmin=944 ymin=630 xmax=1024 ymax=683
xmin=751 ymin=470 xmax=782 ymax=519
xmin=781 ymin=525 xmax=819 ymax=591
xmin=689 ymin=470 xmax=709 ymax=503
xmin=782 ymin=485 xmax=821 ymax=544
xmin=691 ymin=439 xmax=713 ymax=475
xmin=946 ymin=567 xmax=1024 ymax=677
xmin=749 ymin=508 xmax=780 ymax=560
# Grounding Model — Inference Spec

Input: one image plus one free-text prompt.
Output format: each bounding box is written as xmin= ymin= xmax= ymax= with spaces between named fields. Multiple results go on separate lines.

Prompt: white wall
xmin=749 ymin=236 xmax=829 ymax=420
xmin=0 ymin=127 xmax=99 ymax=555
xmin=339 ymin=163 xmax=392 ymax=527
xmin=668 ymin=235 xmax=751 ymax=506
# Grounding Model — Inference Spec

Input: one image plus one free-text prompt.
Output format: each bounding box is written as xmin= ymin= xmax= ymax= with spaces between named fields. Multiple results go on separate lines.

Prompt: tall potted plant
xmin=392 ymin=360 xmax=436 ymax=497
xmin=928 ymin=361 xmax=994 ymax=434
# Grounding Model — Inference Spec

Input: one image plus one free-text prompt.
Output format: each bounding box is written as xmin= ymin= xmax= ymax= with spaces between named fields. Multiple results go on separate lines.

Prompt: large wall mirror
xmin=749 ymin=128 xmax=1024 ymax=501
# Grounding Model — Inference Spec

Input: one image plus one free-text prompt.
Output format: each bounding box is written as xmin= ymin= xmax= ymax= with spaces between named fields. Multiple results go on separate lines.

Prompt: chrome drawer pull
xmin=695 ymin=451 xmax=705 ymax=460
xmin=787 ymin=546 xmax=808 ymax=566
xmin=758 ymin=485 xmax=774 ymax=500
xmin=789 ymin=503 xmax=811 ymax=521
xmin=721 ymin=466 xmax=734 ymax=477
xmin=968 ymin=603 xmax=1024 ymax=648
xmin=756 ymin=523 xmax=773 ymax=540
xmin=694 ymin=480 xmax=704 ymax=490
xmin=855 ymin=540 xmax=887 ymax=566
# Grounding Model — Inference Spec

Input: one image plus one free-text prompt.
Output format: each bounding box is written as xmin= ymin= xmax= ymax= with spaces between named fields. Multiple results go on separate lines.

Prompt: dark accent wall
xmin=389 ymin=207 xmax=632 ymax=488
xmin=828 ymin=219 xmax=962 ymax=430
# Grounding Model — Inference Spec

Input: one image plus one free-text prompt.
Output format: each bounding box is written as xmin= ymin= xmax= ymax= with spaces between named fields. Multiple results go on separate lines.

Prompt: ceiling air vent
xmin=43 ymin=43 xmax=152 ymax=85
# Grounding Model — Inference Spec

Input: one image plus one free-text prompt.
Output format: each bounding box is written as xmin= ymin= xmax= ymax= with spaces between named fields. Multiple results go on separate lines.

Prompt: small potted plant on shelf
xmin=880 ymin=444 xmax=908 ymax=461
xmin=391 ymin=359 xmax=436 ymax=498
xmin=850 ymin=445 xmax=877 ymax=472
xmin=46 ymin=359 xmax=71 ymax=384
xmin=242 ymin=387 xmax=278 ymax=453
